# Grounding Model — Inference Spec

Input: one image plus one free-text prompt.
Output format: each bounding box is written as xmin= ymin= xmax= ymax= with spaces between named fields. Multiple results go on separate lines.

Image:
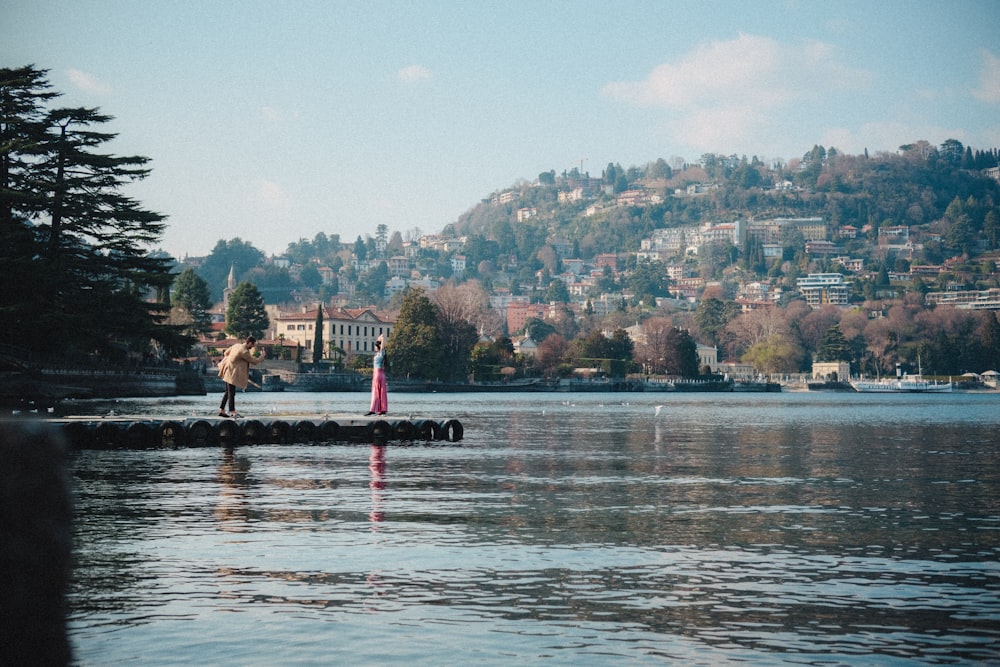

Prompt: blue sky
xmin=4 ymin=1 xmax=999 ymax=259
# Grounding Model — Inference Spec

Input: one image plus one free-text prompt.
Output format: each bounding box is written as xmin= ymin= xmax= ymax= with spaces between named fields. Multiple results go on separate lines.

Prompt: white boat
xmin=850 ymin=374 xmax=952 ymax=393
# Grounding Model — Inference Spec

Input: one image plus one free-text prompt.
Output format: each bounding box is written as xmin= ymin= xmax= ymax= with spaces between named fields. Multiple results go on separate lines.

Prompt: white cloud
xmin=66 ymin=68 xmax=112 ymax=95
xmin=972 ymin=49 xmax=1000 ymax=104
xmin=261 ymin=106 xmax=283 ymax=122
xmin=602 ymin=34 xmax=872 ymax=151
xmin=666 ymin=105 xmax=770 ymax=151
xmin=256 ymin=179 xmax=289 ymax=208
xmin=398 ymin=64 xmax=432 ymax=83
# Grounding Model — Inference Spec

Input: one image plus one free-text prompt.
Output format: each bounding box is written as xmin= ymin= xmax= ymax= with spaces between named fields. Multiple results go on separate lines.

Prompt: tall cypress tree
xmin=313 ymin=304 xmax=324 ymax=364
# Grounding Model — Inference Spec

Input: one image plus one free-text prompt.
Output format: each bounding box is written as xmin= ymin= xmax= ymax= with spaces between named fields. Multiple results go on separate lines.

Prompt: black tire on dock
xmin=62 ymin=421 xmax=95 ymax=450
xmin=187 ymin=419 xmax=218 ymax=447
xmin=393 ymin=420 xmax=414 ymax=441
xmin=124 ymin=421 xmax=157 ymax=449
xmin=218 ymin=419 xmax=241 ymax=446
xmin=371 ymin=419 xmax=391 ymax=444
xmin=158 ymin=420 xmax=187 ymax=448
xmin=293 ymin=420 xmax=318 ymax=442
xmin=439 ymin=419 xmax=463 ymax=442
xmin=268 ymin=420 xmax=291 ymax=444
xmin=241 ymin=420 xmax=266 ymax=445
xmin=319 ymin=420 xmax=339 ymax=442
xmin=94 ymin=421 xmax=124 ymax=449
xmin=414 ymin=419 xmax=439 ymax=441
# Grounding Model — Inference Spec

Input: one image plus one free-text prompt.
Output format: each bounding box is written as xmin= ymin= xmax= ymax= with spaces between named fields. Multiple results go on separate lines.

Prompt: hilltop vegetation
xmin=182 ymin=141 xmax=1000 ymax=380
xmin=454 ymin=144 xmax=1000 ymax=273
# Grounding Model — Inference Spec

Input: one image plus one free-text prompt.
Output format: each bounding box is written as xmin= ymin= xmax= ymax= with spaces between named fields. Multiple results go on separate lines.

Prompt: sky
xmin=3 ymin=1 xmax=1000 ymax=259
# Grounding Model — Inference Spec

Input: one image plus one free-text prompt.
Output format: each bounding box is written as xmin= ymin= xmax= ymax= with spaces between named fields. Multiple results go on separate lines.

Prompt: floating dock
xmin=48 ymin=414 xmax=464 ymax=449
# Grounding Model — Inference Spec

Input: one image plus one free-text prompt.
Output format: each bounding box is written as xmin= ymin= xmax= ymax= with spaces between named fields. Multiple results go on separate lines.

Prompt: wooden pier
xmin=48 ymin=414 xmax=464 ymax=449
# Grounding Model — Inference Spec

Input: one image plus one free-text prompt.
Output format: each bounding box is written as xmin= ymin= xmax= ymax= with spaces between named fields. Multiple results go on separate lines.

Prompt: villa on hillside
xmin=273 ymin=306 xmax=393 ymax=363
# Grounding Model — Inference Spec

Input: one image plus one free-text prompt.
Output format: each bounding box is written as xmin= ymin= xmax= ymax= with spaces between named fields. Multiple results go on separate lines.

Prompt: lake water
xmin=66 ymin=391 xmax=1000 ymax=666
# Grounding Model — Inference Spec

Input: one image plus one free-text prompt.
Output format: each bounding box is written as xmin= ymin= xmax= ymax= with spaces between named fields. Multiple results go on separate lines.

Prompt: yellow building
xmin=273 ymin=306 xmax=393 ymax=362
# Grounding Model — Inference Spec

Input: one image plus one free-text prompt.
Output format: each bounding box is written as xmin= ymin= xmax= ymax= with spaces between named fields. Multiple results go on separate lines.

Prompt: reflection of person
xmin=217 ymin=336 xmax=263 ymax=418
xmin=214 ymin=448 xmax=251 ymax=527
xmin=369 ymin=445 xmax=386 ymax=524
xmin=365 ymin=335 xmax=388 ymax=416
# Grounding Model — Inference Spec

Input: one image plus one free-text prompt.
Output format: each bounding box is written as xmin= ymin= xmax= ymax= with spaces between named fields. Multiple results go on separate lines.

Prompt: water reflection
xmin=369 ymin=445 xmax=386 ymax=525
xmin=66 ymin=393 xmax=1000 ymax=665
xmin=214 ymin=448 xmax=251 ymax=529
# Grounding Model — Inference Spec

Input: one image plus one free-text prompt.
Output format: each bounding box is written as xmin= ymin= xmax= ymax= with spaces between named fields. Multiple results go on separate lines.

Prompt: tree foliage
xmin=524 ymin=317 xmax=556 ymax=343
xmin=433 ymin=282 xmax=492 ymax=381
xmin=569 ymin=328 xmax=635 ymax=376
xmin=624 ymin=259 xmax=671 ymax=305
xmin=816 ymin=323 xmax=852 ymax=362
xmin=1 ymin=65 xmax=189 ymax=359
xmin=313 ymin=305 xmax=324 ymax=364
xmin=470 ymin=335 xmax=515 ymax=381
xmin=638 ymin=318 xmax=700 ymax=377
xmin=225 ymin=281 xmax=269 ymax=339
xmin=171 ymin=267 xmax=212 ymax=335
xmin=386 ymin=288 xmax=443 ymax=380
xmin=694 ymin=297 xmax=740 ymax=347
xmin=199 ymin=238 xmax=265 ymax=301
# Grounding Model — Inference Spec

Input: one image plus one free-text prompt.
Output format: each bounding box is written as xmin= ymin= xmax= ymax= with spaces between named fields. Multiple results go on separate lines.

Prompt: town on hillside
xmin=4 ymin=65 xmax=1000 ymax=401
xmin=174 ymin=142 xmax=1000 ymax=387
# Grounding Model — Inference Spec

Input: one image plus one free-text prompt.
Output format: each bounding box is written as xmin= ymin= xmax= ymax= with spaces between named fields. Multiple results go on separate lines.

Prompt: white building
xmin=797 ymin=273 xmax=850 ymax=308
xmin=273 ymin=306 xmax=394 ymax=362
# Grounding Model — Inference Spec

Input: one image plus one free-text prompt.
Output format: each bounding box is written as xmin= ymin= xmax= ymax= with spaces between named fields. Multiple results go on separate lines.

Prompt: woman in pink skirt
xmin=365 ymin=335 xmax=388 ymax=415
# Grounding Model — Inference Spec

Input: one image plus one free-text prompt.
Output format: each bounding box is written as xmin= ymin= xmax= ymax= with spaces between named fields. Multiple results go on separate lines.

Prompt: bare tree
xmin=724 ymin=305 xmax=790 ymax=359
xmin=537 ymin=245 xmax=558 ymax=274
xmin=637 ymin=317 xmax=674 ymax=373
xmin=862 ymin=316 xmax=896 ymax=376
xmin=797 ymin=304 xmax=841 ymax=357
xmin=433 ymin=280 xmax=503 ymax=336
xmin=535 ymin=334 xmax=568 ymax=375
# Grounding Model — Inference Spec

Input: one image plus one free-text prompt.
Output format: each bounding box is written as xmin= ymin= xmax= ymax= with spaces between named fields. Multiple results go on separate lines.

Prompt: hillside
xmin=452 ymin=144 xmax=1000 ymax=265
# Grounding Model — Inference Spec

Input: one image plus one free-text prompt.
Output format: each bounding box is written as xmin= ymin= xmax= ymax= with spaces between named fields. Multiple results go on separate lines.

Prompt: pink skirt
xmin=369 ymin=368 xmax=388 ymax=413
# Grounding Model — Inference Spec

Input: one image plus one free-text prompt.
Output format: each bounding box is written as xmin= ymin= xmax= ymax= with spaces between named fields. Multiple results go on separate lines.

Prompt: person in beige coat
xmin=217 ymin=336 xmax=263 ymax=418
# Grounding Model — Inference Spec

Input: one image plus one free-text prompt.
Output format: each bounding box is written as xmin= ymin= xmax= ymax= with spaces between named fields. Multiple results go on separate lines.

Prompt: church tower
xmin=222 ymin=264 xmax=236 ymax=309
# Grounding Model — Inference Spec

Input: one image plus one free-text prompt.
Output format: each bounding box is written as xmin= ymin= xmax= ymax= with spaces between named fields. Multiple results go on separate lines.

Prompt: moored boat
xmin=850 ymin=375 xmax=952 ymax=393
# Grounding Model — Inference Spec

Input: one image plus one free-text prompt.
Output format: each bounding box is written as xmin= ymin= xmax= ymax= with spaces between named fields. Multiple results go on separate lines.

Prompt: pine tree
xmin=0 ymin=66 xmax=55 ymax=345
xmin=1 ymin=65 xmax=186 ymax=359
xmin=817 ymin=324 xmax=852 ymax=362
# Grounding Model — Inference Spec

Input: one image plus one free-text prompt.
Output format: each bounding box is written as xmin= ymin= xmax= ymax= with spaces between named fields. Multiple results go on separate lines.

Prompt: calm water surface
xmin=66 ymin=392 xmax=1000 ymax=665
